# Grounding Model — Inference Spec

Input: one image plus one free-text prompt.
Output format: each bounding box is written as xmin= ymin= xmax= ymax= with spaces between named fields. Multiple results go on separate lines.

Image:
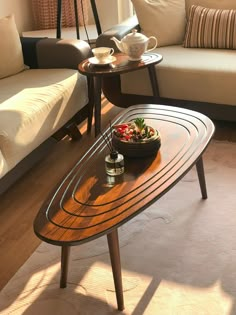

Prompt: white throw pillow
xmin=0 ymin=15 xmax=25 ymax=79
xmin=132 ymin=0 xmax=186 ymax=47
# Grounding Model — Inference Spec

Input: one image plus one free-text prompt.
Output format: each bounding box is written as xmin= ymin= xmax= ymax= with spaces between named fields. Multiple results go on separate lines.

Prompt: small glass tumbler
xmin=105 ymin=151 xmax=124 ymax=176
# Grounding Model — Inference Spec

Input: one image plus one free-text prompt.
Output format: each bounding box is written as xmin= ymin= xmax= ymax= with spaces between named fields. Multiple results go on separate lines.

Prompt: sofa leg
xmin=65 ymin=122 xmax=82 ymax=140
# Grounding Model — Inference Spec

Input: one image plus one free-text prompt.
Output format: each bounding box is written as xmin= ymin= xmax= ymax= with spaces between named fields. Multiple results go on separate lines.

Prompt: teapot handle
xmin=146 ymin=36 xmax=158 ymax=52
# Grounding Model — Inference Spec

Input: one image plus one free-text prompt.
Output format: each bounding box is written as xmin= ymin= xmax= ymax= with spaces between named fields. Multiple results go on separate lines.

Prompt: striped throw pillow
xmin=183 ymin=5 xmax=236 ymax=49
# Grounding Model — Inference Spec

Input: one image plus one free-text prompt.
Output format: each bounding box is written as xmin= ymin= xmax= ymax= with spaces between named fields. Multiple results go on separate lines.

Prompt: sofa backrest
xmin=186 ymin=0 xmax=236 ymax=16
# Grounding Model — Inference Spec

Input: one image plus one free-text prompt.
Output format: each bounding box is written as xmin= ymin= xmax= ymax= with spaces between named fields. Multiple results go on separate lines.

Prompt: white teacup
xmin=92 ymin=47 xmax=114 ymax=62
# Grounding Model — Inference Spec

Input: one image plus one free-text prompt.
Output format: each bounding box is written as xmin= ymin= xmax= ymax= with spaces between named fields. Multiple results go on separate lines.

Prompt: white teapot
xmin=111 ymin=29 xmax=158 ymax=61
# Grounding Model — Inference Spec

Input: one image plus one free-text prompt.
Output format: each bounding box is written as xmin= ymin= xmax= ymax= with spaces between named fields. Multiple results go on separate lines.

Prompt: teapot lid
xmin=122 ymin=29 xmax=148 ymax=44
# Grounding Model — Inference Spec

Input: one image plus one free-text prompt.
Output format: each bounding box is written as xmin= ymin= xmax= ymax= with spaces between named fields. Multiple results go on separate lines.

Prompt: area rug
xmin=1 ymin=140 xmax=236 ymax=315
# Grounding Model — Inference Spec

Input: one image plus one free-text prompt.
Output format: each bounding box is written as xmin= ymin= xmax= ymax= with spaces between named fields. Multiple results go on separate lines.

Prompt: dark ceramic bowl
xmin=112 ymin=129 xmax=161 ymax=158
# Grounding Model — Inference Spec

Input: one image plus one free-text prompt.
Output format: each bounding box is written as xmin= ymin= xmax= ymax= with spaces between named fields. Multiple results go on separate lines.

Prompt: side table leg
xmin=93 ymin=76 xmax=102 ymax=137
xmin=148 ymin=64 xmax=160 ymax=99
xmin=60 ymin=245 xmax=71 ymax=288
xmin=196 ymin=156 xmax=207 ymax=199
xmin=107 ymin=229 xmax=124 ymax=311
xmin=87 ymin=77 xmax=94 ymax=134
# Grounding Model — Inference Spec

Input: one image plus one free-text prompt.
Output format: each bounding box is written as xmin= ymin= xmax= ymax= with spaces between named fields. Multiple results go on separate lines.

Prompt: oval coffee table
xmin=34 ymin=104 xmax=215 ymax=311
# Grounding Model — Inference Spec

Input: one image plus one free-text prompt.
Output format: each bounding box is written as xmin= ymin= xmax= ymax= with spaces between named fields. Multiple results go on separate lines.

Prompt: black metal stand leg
xmin=90 ymin=0 xmax=102 ymax=35
xmin=74 ymin=0 xmax=80 ymax=39
xmin=107 ymin=229 xmax=124 ymax=311
xmin=196 ymin=156 xmax=208 ymax=199
xmin=60 ymin=245 xmax=71 ymax=288
xmin=56 ymin=0 xmax=62 ymax=38
xmin=93 ymin=76 xmax=102 ymax=137
xmin=148 ymin=64 xmax=160 ymax=99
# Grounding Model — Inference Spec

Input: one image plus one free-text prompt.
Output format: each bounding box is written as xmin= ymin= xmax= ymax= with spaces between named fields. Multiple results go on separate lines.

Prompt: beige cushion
xmin=132 ymin=0 xmax=186 ymax=47
xmin=0 ymin=68 xmax=88 ymax=178
xmin=120 ymin=45 xmax=236 ymax=105
xmin=0 ymin=15 xmax=25 ymax=79
xmin=183 ymin=5 xmax=236 ymax=48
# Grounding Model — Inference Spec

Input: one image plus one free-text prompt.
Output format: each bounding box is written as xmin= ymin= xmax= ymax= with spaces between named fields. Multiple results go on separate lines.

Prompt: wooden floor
xmin=0 ymin=101 xmax=235 ymax=291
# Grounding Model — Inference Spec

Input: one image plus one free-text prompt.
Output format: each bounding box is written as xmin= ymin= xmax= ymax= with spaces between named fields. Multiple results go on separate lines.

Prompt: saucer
xmin=88 ymin=56 xmax=116 ymax=66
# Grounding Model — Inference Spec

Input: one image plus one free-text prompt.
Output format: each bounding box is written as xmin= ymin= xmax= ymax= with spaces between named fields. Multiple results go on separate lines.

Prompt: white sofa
xmin=0 ymin=15 xmax=92 ymax=192
xmin=96 ymin=0 xmax=236 ymax=121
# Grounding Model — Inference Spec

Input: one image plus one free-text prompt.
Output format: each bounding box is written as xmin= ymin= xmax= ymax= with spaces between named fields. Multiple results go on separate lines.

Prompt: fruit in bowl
xmin=112 ymin=118 xmax=161 ymax=157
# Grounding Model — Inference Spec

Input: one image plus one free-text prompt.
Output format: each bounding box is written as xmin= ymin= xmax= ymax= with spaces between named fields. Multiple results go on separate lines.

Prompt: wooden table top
xmin=78 ymin=52 xmax=163 ymax=77
xmin=34 ymin=105 xmax=215 ymax=246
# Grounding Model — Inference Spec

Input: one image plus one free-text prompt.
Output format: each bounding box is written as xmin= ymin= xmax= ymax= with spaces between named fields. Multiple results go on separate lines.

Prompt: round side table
xmin=78 ymin=52 xmax=163 ymax=136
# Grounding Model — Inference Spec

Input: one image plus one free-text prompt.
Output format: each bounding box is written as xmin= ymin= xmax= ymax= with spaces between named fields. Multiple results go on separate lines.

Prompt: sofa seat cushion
xmin=120 ymin=45 xmax=236 ymax=106
xmin=0 ymin=68 xmax=88 ymax=178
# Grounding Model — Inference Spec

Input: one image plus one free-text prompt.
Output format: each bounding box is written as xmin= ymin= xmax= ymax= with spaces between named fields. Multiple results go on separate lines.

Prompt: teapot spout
xmin=111 ymin=37 xmax=124 ymax=53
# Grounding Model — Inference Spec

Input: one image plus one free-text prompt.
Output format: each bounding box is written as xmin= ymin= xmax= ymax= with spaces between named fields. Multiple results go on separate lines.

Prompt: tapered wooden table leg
xmin=93 ymin=76 xmax=102 ymax=137
xmin=87 ymin=77 xmax=94 ymax=134
xmin=107 ymin=229 xmax=124 ymax=311
xmin=148 ymin=64 xmax=160 ymax=99
xmin=60 ymin=245 xmax=71 ymax=288
xmin=196 ymin=156 xmax=207 ymax=199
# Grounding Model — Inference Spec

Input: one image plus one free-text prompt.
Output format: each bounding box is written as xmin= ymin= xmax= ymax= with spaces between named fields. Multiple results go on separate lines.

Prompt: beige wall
xmin=0 ymin=0 xmax=33 ymax=34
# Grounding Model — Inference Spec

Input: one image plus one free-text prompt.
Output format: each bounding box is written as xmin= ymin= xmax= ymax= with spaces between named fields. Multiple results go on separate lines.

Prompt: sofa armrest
xmin=96 ymin=15 xmax=140 ymax=51
xmin=36 ymin=38 xmax=92 ymax=69
xmin=20 ymin=37 xmax=45 ymax=69
xmin=20 ymin=37 xmax=92 ymax=70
